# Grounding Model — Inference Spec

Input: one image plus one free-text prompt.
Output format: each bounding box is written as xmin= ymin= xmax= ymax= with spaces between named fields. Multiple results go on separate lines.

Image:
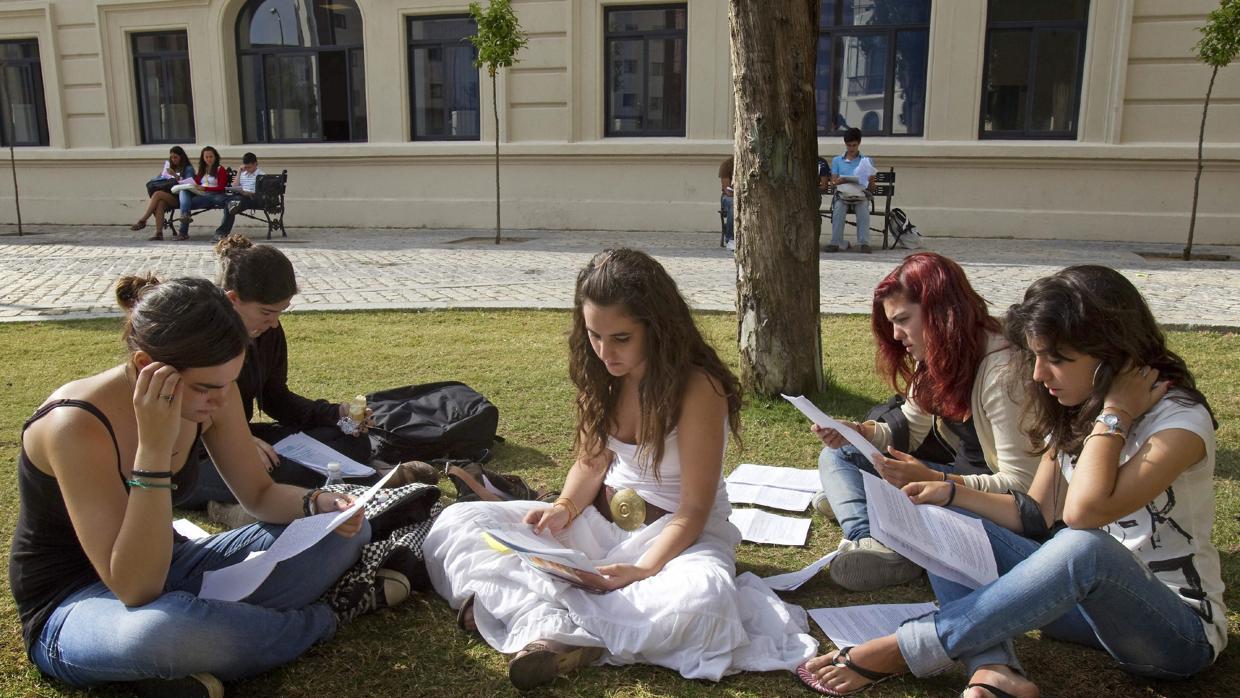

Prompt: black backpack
xmin=886 ymin=208 xmax=923 ymax=249
xmin=367 ymin=382 xmax=500 ymax=464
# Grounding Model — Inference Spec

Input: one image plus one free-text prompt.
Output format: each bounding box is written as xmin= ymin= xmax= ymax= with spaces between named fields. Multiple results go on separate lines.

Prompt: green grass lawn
xmin=0 ymin=310 xmax=1236 ymax=697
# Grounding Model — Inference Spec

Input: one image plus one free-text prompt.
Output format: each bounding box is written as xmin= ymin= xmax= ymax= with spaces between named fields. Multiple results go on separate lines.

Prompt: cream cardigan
xmin=868 ymin=332 xmax=1039 ymax=494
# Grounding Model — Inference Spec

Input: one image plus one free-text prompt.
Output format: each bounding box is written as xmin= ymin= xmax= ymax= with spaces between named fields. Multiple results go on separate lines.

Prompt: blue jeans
xmin=895 ymin=516 xmax=1214 ymax=680
xmin=721 ymin=194 xmax=734 ymax=244
xmin=32 ymin=519 xmax=370 ymax=686
xmin=819 ymin=445 xmax=966 ymax=542
xmin=178 ymin=191 xmax=226 ymax=235
xmin=831 ymin=195 xmax=869 ymax=247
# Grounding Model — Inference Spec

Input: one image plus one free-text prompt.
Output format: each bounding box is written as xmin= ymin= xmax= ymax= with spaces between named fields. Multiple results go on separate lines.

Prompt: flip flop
xmin=147 ymin=233 xmax=164 ymax=241
xmin=796 ymin=647 xmax=898 ymax=696
xmin=130 ymin=220 xmax=147 ymax=231
xmin=961 ymin=683 xmax=1019 ymax=698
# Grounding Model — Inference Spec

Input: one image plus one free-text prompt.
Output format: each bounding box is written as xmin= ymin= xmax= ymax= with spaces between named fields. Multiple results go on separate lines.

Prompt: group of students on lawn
xmin=8 ymin=237 xmax=1225 ymax=697
xmin=129 ymin=145 xmax=265 ymax=242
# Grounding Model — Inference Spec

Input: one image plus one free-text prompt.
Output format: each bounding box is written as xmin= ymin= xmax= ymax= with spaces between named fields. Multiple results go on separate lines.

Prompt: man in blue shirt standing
xmin=824 ymin=127 xmax=876 ymax=253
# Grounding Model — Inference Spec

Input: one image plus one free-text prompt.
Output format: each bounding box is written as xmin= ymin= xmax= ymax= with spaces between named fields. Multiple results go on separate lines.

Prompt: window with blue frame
xmin=604 ymin=5 xmax=686 ymax=137
xmin=816 ymin=0 xmax=930 ymax=137
xmin=132 ymin=31 xmax=195 ymax=144
xmin=407 ymin=15 xmax=480 ymax=141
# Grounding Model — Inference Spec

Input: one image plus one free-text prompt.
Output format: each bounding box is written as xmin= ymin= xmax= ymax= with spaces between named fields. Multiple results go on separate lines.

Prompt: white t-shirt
xmin=236 ymin=167 xmax=264 ymax=193
xmin=1059 ymin=393 xmax=1226 ymax=658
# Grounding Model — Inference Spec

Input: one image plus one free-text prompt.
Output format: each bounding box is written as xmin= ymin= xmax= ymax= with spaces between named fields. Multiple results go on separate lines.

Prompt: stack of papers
xmin=725 ymin=463 xmax=820 ymax=512
xmin=729 ymin=508 xmax=812 ymax=546
xmin=809 ymin=602 xmax=938 ymax=649
xmin=761 ymin=550 xmax=840 ymax=591
xmin=272 ymin=432 xmax=376 ymax=478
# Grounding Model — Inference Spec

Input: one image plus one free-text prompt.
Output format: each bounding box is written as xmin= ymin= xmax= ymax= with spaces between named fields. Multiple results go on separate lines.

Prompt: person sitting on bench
xmin=173 ymin=146 xmax=227 ymax=242
xmin=214 ymin=152 xmax=266 ymax=242
xmin=825 ymin=127 xmax=876 ymax=254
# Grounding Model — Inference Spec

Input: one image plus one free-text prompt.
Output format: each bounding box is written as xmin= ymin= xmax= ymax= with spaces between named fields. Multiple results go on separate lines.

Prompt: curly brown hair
xmin=569 ymin=249 xmax=742 ymax=477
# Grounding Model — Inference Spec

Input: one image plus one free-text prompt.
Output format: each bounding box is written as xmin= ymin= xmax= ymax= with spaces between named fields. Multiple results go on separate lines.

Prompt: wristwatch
xmin=1094 ymin=412 xmax=1127 ymax=437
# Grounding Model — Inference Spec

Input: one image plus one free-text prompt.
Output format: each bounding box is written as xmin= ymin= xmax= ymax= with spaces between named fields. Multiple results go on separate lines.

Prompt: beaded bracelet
xmin=127 ymin=478 xmax=177 ymax=490
xmin=132 ymin=469 xmax=174 ymax=479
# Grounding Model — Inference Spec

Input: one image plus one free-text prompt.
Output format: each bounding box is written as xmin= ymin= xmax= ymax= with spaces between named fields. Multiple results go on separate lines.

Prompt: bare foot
xmin=802 ymin=635 xmax=906 ymax=695
xmin=963 ymin=664 xmax=1039 ymax=698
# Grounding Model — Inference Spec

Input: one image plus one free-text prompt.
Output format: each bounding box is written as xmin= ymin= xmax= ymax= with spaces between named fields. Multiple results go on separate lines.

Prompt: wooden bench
xmin=819 ymin=167 xmax=897 ymax=249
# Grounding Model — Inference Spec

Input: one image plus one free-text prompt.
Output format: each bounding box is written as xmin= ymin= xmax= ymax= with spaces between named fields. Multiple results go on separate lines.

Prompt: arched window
xmin=237 ymin=0 xmax=365 ymax=143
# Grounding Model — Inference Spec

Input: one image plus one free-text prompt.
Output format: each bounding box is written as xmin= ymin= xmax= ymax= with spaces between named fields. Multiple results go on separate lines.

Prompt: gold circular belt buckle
xmin=609 ymin=488 xmax=646 ymax=532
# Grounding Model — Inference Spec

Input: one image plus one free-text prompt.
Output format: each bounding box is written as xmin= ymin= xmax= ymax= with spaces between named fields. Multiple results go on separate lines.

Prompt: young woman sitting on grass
xmin=811 ymin=252 xmax=1039 ymax=591
xmin=424 ymin=248 xmax=816 ymax=690
xmin=798 ymin=265 xmax=1225 ymax=697
xmin=175 ymin=234 xmax=401 ymax=520
xmin=8 ymin=275 xmax=372 ymax=697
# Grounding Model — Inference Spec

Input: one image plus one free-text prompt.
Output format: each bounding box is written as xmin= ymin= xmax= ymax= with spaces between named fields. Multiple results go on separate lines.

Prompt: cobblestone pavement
xmin=1 ymin=225 xmax=1237 ymax=329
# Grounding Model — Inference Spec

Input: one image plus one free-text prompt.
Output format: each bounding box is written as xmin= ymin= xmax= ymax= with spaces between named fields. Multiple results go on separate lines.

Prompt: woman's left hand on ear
xmin=874 ymin=447 xmax=938 ymax=488
xmin=1104 ymin=364 xmax=1170 ymax=422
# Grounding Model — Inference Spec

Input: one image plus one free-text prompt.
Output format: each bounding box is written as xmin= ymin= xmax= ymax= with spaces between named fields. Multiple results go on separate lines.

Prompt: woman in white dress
xmin=424 ymin=248 xmax=816 ymax=690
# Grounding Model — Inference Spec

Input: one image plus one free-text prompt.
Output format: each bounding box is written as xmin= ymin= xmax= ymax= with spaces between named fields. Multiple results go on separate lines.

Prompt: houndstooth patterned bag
xmin=318 ymin=482 xmax=443 ymax=623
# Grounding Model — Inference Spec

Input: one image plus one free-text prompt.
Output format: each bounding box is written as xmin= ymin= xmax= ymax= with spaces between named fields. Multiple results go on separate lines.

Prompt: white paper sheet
xmin=809 ymin=602 xmax=938 ymax=649
xmin=272 ymin=432 xmax=376 ymax=478
xmin=198 ymin=467 xmax=399 ymax=602
xmin=861 ymin=471 xmax=998 ymax=589
xmin=729 ymin=508 xmax=812 ymax=546
xmin=761 ymin=550 xmax=840 ymax=591
xmin=726 ymin=463 xmax=821 ymax=493
xmin=172 ymin=518 xmax=209 ymax=540
xmin=781 ymin=394 xmax=883 ymax=462
xmin=726 ymin=482 xmax=815 ymax=512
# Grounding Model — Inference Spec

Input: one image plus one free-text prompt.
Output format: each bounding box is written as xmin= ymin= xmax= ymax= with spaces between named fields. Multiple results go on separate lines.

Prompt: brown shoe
xmin=858 ymin=244 xmax=873 ymax=254
xmin=508 ymin=640 xmax=604 ymax=691
xmin=823 ymin=244 xmax=840 ymax=253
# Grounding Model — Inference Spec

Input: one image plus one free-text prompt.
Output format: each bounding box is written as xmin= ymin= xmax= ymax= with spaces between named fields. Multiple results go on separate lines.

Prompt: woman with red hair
xmin=811 ymin=252 xmax=1038 ymax=592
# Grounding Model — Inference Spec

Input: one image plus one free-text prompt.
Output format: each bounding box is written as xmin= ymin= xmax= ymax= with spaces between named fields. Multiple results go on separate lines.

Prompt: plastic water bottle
xmin=324 ymin=461 xmax=344 ymax=487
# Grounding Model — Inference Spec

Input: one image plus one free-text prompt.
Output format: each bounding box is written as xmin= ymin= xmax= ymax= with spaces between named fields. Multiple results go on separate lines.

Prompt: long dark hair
xmin=871 ymin=253 xmax=1001 ymax=421
xmin=197 ymin=146 xmax=222 ymax=180
xmin=569 ymin=249 xmax=742 ymax=476
xmin=1004 ymin=265 xmax=1214 ymax=455
xmin=115 ymin=275 xmax=248 ymax=369
xmin=168 ymin=146 xmax=191 ymax=177
xmin=214 ymin=234 xmax=298 ymax=304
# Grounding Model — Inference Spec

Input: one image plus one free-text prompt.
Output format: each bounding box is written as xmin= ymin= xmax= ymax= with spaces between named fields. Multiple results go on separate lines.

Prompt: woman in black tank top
xmin=9 ymin=276 xmax=370 ymax=695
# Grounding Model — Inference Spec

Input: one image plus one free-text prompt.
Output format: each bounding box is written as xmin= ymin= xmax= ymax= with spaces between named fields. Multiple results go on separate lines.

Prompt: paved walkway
xmin=1 ymin=225 xmax=1237 ymax=329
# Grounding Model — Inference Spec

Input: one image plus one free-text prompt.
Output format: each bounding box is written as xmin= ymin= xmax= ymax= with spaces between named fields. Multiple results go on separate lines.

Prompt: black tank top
xmin=8 ymin=399 xmax=199 ymax=657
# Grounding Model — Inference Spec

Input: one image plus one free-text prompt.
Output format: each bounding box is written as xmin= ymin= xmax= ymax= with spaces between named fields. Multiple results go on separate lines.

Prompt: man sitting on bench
xmin=214 ymin=152 xmax=266 ymax=242
xmin=825 ymin=127 xmax=877 ymax=254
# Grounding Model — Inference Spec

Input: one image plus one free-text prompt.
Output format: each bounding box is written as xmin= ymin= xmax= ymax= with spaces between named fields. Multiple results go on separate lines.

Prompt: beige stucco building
xmin=0 ymin=0 xmax=1237 ymax=243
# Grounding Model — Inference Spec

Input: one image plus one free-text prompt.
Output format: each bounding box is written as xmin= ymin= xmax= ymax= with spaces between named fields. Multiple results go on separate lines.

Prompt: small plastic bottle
xmin=324 ymin=461 xmax=344 ymax=487
xmin=348 ymin=395 xmax=367 ymax=423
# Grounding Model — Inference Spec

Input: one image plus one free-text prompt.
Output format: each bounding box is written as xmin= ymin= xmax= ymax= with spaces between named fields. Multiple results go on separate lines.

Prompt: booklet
xmin=482 ymin=525 xmax=609 ymax=593
xmin=861 ymin=471 xmax=998 ymax=589
xmin=809 ymin=602 xmax=938 ymax=649
xmin=272 ymin=432 xmax=376 ymax=478
xmin=781 ymin=394 xmax=883 ymax=462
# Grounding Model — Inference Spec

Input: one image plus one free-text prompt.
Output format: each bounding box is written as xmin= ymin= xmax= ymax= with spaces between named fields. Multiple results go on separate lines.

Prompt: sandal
xmin=456 ymin=593 xmax=477 ymax=633
xmin=796 ymin=647 xmax=898 ymax=696
xmin=130 ymin=220 xmax=147 ymax=231
xmin=508 ymin=639 xmax=603 ymax=691
xmin=960 ymin=683 xmax=1019 ymax=698
xmin=147 ymin=233 xmax=164 ymax=241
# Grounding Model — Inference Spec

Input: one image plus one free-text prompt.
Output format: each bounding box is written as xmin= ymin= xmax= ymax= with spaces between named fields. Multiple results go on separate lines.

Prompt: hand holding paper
xmin=782 ymin=394 xmax=882 ymax=462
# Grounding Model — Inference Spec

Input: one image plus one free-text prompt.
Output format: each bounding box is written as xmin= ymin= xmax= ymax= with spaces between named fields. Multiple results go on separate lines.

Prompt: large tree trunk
xmin=1185 ymin=64 xmax=1217 ymax=261
xmin=730 ymin=0 xmax=823 ymax=396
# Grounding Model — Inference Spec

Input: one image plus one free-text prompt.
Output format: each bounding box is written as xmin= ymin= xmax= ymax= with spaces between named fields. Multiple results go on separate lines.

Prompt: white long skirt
xmin=424 ymin=500 xmax=817 ymax=681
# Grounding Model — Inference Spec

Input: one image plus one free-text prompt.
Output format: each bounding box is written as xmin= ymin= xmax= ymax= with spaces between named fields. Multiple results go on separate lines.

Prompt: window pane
xmin=240 ymin=54 xmax=262 ymax=141
xmin=0 ymin=42 xmax=38 ymax=60
xmin=165 ymin=57 xmax=194 ymax=140
xmin=646 ymin=37 xmax=684 ymax=132
xmin=982 ymin=29 xmax=1029 ymax=132
xmin=319 ymin=50 xmax=349 ymax=141
xmin=1031 ymin=29 xmax=1080 ymax=132
xmin=411 ymin=46 xmax=444 ymax=137
xmin=350 ymin=48 xmax=366 ymax=140
xmin=835 ymin=33 xmax=887 ymax=133
xmin=263 ymin=53 xmax=321 ymax=140
xmin=242 ymin=0 xmax=362 ymax=49
xmin=608 ymin=38 xmax=644 ymax=133
xmin=989 ymin=0 xmax=1088 ymax=23
xmin=838 ymin=0 xmax=931 ymax=26
xmin=408 ymin=16 xmax=475 ymax=42
xmin=1 ymin=64 xmax=41 ymax=144
xmin=815 ymin=36 xmax=835 ymax=133
xmin=892 ymin=30 xmax=928 ymax=134
xmin=134 ymin=32 xmax=188 ymax=54
xmin=606 ymin=7 xmax=686 ymax=33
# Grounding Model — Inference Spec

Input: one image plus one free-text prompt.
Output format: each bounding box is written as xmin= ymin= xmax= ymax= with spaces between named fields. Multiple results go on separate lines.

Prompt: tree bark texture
xmin=1185 ymin=65 xmax=1217 ymax=261
xmin=730 ymin=0 xmax=823 ymax=396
